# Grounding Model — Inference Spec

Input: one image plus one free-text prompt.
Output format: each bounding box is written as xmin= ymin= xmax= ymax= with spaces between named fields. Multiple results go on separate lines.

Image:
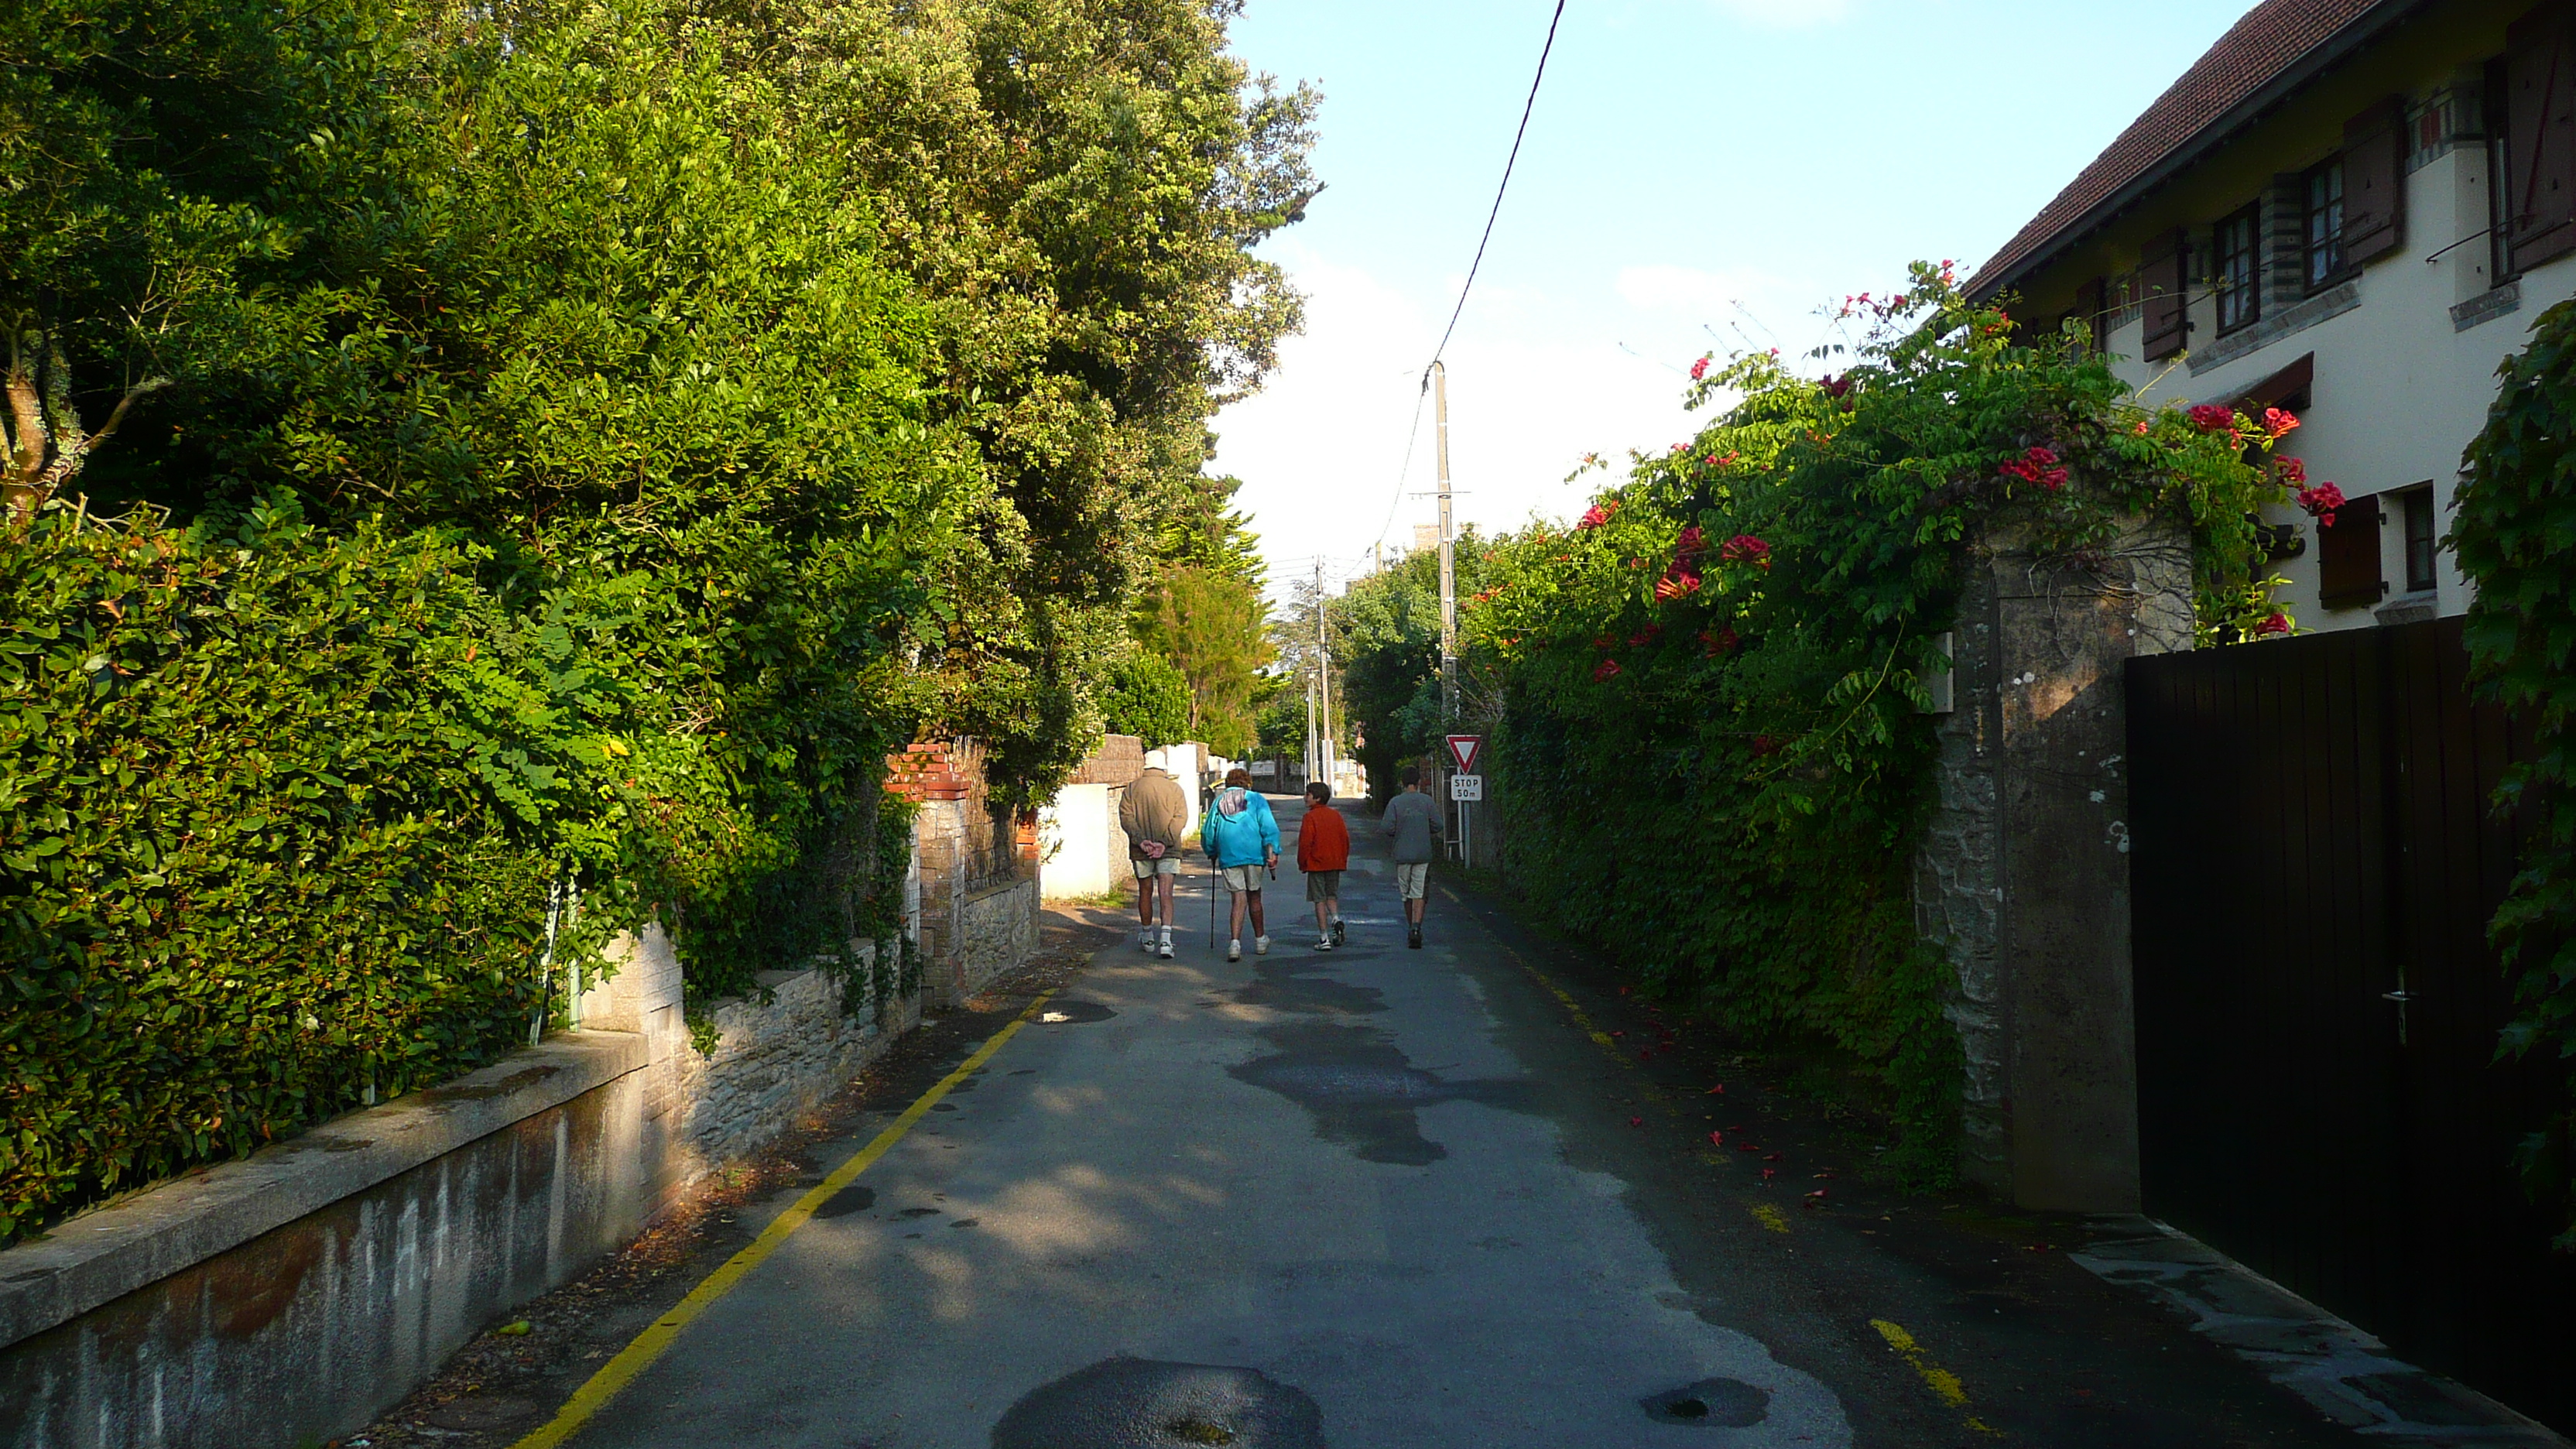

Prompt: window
xmin=2402 ymin=488 xmax=2437 ymax=594
xmin=2305 ymin=159 xmax=2346 ymax=289
xmin=2215 ymin=204 xmax=2262 ymax=332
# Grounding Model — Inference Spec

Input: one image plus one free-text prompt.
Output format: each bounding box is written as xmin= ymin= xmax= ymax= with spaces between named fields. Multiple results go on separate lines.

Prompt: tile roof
xmin=1969 ymin=0 xmax=2403 ymax=300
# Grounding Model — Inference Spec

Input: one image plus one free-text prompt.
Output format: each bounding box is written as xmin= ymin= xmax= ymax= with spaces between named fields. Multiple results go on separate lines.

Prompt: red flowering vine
xmin=1718 ymin=534 xmax=1772 ymax=570
xmin=2275 ymin=456 xmax=2307 ymax=485
xmin=1676 ymin=525 xmax=1706 ymax=558
xmin=1819 ymin=374 xmax=1852 ymax=399
xmin=1997 ymin=445 xmax=2067 ymax=491
xmin=1629 ymin=624 xmax=1663 ymax=647
xmin=1591 ymin=658 xmax=1623 ymax=682
xmin=2263 ymin=407 xmax=2300 ymax=439
xmin=2187 ymin=404 xmax=2237 ymax=434
xmin=1701 ymin=625 xmax=1740 ymax=657
xmin=2253 ymin=611 xmax=2292 ymax=636
xmin=2296 ymin=481 xmax=2347 ymax=527
xmin=1577 ymin=500 xmax=1618 ymax=530
xmin=1690 ymin=354 xmax=1711 ymax=381
xmin=1653 ymin=566 xmax=1701 ymax=601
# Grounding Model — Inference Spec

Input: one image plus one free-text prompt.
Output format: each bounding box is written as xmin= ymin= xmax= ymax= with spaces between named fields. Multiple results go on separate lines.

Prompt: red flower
xmin=1690 ymin=354 xmax=1711 ymax=381
xmin=1819 ymin=373 xmax=1852 ymax=399
xmin=1701 ymin=625 xmax=1740 ymax=657
xmin=2254 ymin=611 xmax=2292 ymax=637
xmin=1677 ymin=525 xmax=1706 ymax=558
xmin=2276 ymin=456 xmax=2307 ymax=485
xmin=2132 ymin=420 xmax=2152 ymax=436
xmin=2295 ymin=481 xmax=2347 ymax=527
xmin=2187 ymin=404 xmax=2241 ymax=443
xmin=1577 ymin=499 xmax=1619 ymax=530
xmin=1592 ymin=658 xmax=1623 ymax=682
xmin=1997 ymin=445 xmax=2067 ymax=490
xmin=1718 ymin=535 xmax=1772 ymax=570
xmin=1591 ymin=635 xmax=1618 ymax=652
xmin=1751 ymin=734 xmax=1780 ymax=756
xmin=1653 ymin=567 xmax=1702 ymax=601
xmin=1629 ymin=624 xmax=1663 ymax=647
xmin=2264 ymin=406 xmax=2300 ymax=438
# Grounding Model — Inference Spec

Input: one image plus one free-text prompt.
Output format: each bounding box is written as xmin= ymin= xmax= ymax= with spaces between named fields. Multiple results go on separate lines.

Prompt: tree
xmin=1133 ymin=564 xmax=1273 ymax=755
xmin=1101 ymin=649 xmax=1192 ymax=748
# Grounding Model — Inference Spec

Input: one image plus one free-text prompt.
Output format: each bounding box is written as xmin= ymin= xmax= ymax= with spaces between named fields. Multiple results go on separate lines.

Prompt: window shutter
xmin=2141 ymin=229 xmax=2190 ymax=361
xmin=2315 ymin=492 xmax=2385 ymax=609
xmin=2506 ymin=5 xmax=2576 ymax=272
xmin=2340 ymin=97 xmax=2407 ymax=265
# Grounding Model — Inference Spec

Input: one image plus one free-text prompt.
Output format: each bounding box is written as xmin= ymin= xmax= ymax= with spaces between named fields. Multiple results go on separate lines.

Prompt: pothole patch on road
xmin=1040 ymin=1000 xmax=1118 ymax=1023
xmin=812 ymin=1184 xmax=876 ymax=1219
xmin=1228 ymin=1019 xmax=1537 ymax=1166
xmin=991 ymin=1357 xmax=1324 ymax=1449
xmin=1640 ymin=1377 xmax=1769 ymax=1428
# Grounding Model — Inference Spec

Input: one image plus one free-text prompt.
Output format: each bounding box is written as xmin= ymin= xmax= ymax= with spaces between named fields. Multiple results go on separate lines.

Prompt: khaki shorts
xmin=1220 ymin=865 xmax=1268 ymax=892
xmin=1305 ymin=869 xmax=1343 ymax=903
xmin=1395 ymin=862 xmax=1430 ymax=900
xmin=1131 ymin=856 xmax=1180 ymax=879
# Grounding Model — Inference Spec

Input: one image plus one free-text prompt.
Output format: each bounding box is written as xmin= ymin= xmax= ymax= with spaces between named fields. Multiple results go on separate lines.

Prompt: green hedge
xmin=2454 ymin=296 xmax=2576 ymax=1249
xmin=0 ymin=505 xmax=598 ymax=1238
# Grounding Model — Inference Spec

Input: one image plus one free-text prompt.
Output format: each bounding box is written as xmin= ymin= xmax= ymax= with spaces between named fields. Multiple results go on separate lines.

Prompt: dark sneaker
xmin=1407 ymin=927 xmax=1423 ymax=950
xmin=1331 ymin=918 xmax=1346 ymax=947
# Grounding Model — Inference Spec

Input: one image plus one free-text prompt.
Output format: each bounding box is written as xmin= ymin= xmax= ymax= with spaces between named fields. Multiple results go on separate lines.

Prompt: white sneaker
xmin=1138 ymin=928 xmax=1155 ymax=953
xmin=1157 ymin=930 xmax=1173 ymax=959
xmin=1255 ymin=935 xmax=1271 ymax=955
xmin=1313 ymin=937 xmax=1334 ymax=951
xmin=1227 ymin=938 xmax=1242 ymax=962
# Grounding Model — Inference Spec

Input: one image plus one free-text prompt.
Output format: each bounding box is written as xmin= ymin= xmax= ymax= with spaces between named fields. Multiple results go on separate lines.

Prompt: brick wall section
xmin=886 ymin=738 xmax=1040 ymax=1007
xmin=1069 ymin=733 xmax=1146 ymax=787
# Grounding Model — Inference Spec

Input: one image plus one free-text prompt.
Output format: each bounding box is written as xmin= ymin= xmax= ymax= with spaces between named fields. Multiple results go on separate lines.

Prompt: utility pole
xmin=1303 ymin=673 xmax=1317 ymax=788
xmin=1314 ymin=558 xmax=1334 ymax=793
xmin=1433 ymin=361 xmax=1456 ymax=725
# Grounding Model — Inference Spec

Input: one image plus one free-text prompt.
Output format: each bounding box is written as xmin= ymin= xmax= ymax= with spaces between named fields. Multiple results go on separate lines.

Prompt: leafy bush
xmin=1341 ymin=270 xmax=2283 ymax=1177
xmin=0 ymin=504 xmax=611 ymax=1238
xmin=2452 ymin=297 xmax=2576 ymax=1250
xmin=1102 ymin=651 xmax=1193 ymax=748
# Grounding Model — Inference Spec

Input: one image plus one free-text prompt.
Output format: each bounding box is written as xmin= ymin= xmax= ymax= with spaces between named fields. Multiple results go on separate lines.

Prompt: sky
xmin=1211 ymin=0 xmax=2263 ymax=598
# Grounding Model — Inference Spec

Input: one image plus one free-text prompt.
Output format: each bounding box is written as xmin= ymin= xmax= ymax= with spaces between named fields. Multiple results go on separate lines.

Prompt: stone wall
xmin=0 ymin=927 xmax=930 ymax=1449
xmin=890 ymin=738 xmax=1041 ymax=1008
xmin=1913 ymin=511 xmax=2194 ymax=1211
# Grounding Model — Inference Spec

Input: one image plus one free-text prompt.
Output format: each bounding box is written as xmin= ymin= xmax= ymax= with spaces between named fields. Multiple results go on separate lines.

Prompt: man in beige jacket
xmin=1119 ymin=764 xmax=1189 ymax=958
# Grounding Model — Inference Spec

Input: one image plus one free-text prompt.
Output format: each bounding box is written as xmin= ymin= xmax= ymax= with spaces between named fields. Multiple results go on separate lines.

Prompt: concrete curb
xmin=0 ymin=1029 xmax=649 ymax=1351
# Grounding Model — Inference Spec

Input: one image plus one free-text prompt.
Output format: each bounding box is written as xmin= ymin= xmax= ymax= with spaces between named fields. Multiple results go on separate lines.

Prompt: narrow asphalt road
xmin=553 ymin=794 xmax=2358 ymax=1449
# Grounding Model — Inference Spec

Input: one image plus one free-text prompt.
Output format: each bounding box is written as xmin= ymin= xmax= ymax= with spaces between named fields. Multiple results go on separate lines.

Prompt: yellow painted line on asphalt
xmin=1749 ymin=1203 xmax=1792 ymax=1234
xmin=511 ymin=990 xmax=1059 ymax=1449
xmin=1870 ymin=1318 xmax=2002 ymax=1436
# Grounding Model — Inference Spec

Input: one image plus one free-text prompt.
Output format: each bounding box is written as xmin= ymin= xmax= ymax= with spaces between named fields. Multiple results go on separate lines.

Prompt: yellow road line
xmin=1870 ymin=1318 xmax=2002 ymax=1436
xmin=511 ymin=990 xmax=1059 ymax=1449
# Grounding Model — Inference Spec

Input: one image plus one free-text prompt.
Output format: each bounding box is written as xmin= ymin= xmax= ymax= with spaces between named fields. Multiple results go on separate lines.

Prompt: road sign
xmin=1450 ymin=773 xmax=1484 ymax=802
xmin=1446 ymin=734 xmax=1484 ymax=775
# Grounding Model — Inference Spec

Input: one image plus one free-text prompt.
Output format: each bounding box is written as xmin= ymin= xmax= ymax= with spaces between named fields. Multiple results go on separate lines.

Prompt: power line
xmin=1428 ymin=0 xmax=1569 ymax=369
xmin=1368 ymin=0 xmax=1570 ymax=556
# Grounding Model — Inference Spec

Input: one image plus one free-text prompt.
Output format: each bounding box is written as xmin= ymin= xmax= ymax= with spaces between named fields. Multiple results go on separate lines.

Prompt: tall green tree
xmin=1134 ymin=564 xmax=1272 ymax=755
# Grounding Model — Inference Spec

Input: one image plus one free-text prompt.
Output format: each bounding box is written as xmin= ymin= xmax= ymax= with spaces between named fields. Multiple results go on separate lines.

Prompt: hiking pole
xmin=1206 ymin=857 xmax=1217 ymax=953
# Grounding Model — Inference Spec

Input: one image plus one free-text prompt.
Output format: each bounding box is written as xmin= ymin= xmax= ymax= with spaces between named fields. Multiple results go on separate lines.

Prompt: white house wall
xmin=2105 ymin=111 xmax=2576 ymax=632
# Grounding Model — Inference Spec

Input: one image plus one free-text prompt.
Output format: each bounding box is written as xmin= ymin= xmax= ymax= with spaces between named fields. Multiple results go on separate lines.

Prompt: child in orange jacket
xmin=1297 ymin=782 xmax=1351 ymax=950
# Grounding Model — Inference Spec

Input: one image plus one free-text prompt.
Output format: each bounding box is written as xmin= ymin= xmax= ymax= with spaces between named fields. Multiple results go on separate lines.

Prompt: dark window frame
xmin=2401 ymin=486 xmax=2438 ymax=594
xmin=2304 ymin=156 xmax=2348 ymax=292
xmin=2215 ymin=203 xmax=2263 ymax=334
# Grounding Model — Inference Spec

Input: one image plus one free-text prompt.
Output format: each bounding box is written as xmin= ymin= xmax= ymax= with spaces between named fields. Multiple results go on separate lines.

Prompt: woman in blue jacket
xmin=1201 ymin=767 xmax=1281 ymax=961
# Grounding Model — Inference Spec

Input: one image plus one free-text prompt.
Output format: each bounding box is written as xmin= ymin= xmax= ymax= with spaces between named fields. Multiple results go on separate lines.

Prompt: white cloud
xmin=1211 ymin=245 xmax=1701 ymax=596
xmin=1613 ymin=262 xmax=1779 ymax=313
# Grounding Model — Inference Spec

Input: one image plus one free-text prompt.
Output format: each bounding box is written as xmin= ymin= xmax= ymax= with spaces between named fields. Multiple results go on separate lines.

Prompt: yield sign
xmin=1446 ymin=734 xmax=1484 ymax=774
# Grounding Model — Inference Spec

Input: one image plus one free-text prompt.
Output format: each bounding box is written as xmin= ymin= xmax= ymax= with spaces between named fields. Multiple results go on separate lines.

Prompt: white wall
xmin=1038 ymin=783 xmax=1116 ymax=900
xmin=2108 ymin=138 xmax=2576 ymax=632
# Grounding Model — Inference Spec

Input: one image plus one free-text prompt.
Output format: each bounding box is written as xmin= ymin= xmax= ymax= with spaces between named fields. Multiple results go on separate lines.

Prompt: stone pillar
xmin=1916 ymin=510 xmax=2194 ymax=1211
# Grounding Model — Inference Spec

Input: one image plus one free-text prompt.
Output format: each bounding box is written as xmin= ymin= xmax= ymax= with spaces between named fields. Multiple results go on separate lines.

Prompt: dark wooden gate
xmin=2128 ymin=616 xmax=2573 ymax=1431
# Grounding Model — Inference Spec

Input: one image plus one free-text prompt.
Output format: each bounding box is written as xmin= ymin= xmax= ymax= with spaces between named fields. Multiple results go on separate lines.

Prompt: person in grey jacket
xmin=1120 ymin=765 xmax=1188 ymax=958
xmin=1381 ymin=765 xmax=1444 ymax=949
